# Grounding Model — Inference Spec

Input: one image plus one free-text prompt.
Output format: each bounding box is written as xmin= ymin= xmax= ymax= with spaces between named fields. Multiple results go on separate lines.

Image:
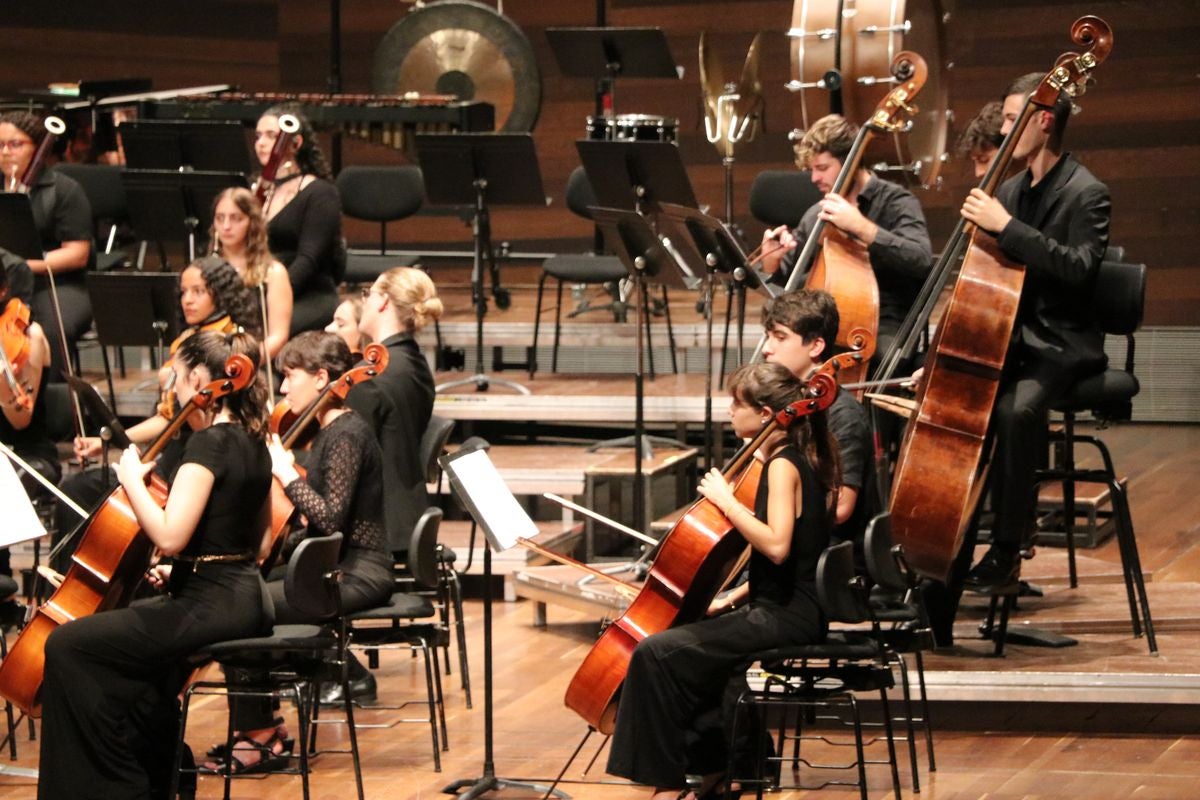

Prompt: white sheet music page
xmin=446 ymin=449 xmax=538 ymax=552
xmin=0 ymin=455 xmax=47 ymax=547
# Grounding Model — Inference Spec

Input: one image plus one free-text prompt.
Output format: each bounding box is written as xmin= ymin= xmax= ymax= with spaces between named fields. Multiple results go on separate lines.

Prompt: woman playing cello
xmin=607 ymin=361 xmax=840 ymax=799
xmin=37 ymin=330 xmax=273 ymax=800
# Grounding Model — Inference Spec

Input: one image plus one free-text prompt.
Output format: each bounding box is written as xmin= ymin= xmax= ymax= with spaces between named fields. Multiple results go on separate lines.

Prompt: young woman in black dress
xmin=606 ymin=361 xmax=840 ymax=799
xmin=254 ymin=105 xmax=342 ymax=336
xmin=209 ymin=330 xmax=393 ymax=772
xmin=37 ymin=330 xmax=273 ymax=800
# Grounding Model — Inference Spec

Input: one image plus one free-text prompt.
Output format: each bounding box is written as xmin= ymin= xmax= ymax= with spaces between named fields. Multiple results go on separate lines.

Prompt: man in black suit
xmin=956 ymin=71 xmax=1111 ymax=590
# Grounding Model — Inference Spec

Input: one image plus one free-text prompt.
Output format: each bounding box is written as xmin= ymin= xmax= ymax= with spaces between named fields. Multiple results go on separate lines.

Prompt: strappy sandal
xmin=206 ymin=717 xmax=294 ymax=759
xmin=201 ymin=729 xmax=291 ymax=775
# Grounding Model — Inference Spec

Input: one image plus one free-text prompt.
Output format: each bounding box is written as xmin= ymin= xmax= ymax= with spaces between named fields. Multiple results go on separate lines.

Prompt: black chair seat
xmin=0 ymin=575 xmax=18 ymax=598
xmin=199 ymin=624 xmax=333 ymax=660
xmin=1055 ymin=368 xmax=1139 ymax=413
xmin=756 ymin=632 xmax=883 ymax=665
xmin=345 ymin=592 xmax=436 ymax=622
xmin=344 ymin=252 xmax=420 ymax=285
xmin=541 ymin=254 xmax=626 ymax=283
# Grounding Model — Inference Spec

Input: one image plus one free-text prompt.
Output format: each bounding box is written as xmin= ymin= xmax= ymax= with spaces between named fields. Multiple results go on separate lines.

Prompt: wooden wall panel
xmin=1 ymin=0 xmax=1196 ymax=324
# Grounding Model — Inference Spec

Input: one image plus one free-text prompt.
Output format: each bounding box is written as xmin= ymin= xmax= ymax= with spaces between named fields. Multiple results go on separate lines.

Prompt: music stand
xmin=85 ymin=271 xmax=182 ymax=406
xmin=439 ymin=444 xmax=567 ymax=800
xmin=119 ymin=119 xmax=253 ymax=173
xmin=590 ymin=206 xmax=692 ymax=535
xmin=121 ymin=170 xmax=248 ymax=264
xmin=0 ymin=193 xmax=44 ymax=262
xmin=576 ymin=140 xmax=697 ymax=214
xmin=65 ymin=374 xmax=131 ymax=451
xmin=545 ymin=27 xmax=678 ymax=121
xmin=417 ymin=133 xmax=546 ymax=395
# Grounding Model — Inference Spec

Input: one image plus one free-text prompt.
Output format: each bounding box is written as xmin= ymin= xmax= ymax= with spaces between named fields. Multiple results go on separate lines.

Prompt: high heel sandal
xmin=202 ymin=728 xmax=292 ymax=775
xmin=206 ymin=717 xmax=294 ymax=759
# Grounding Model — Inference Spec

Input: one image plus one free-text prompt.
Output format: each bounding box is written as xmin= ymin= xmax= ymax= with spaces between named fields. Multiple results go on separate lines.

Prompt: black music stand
xmin=119 ymin=119 xmax=252 ymax=173
xmin=0 ymin=194 xmax=44 ymax=262
xmin=417 ymin=133 xmax=546 ymax=395
xmin=439 ymin=444 xmax=567 ymax=800
xmin=590 ymin=206 xmax=692 ymax=535
xmin=545 ymin=27 xmax=678 ymax=121
xmin=576 ymin=139 xmax=697 ymax=214
xmin=121 ymin=170 xmax=248 ymax=264
xmin=84 ymin=270 xmax=182 ymax=395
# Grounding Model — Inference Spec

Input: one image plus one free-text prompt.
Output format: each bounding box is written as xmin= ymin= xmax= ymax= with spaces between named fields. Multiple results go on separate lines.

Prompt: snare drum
xmin=586 ymin=114 xmax=678 ymax=143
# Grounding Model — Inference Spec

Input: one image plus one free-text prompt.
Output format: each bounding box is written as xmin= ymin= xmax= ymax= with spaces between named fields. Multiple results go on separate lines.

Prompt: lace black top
xmin=283 ymin=410 xmax=386 ymax=554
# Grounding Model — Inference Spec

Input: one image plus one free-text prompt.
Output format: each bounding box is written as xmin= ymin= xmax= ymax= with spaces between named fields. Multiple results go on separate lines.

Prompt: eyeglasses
xmin=0 ymin=141 xmax=31 ymax=152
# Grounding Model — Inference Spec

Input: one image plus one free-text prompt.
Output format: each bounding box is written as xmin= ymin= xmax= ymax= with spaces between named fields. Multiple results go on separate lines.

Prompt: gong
xmin=372 ymin=0 xmax=542 ymax=132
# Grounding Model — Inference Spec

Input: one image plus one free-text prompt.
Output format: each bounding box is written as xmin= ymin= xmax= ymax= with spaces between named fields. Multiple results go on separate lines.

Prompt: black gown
xmin=38 ymin=423 xmax=272 ymax=800
xmin=267 ymin=177 xmax=342 ymax=336
xmin=607 ymin=445 xmax=831 ymax=789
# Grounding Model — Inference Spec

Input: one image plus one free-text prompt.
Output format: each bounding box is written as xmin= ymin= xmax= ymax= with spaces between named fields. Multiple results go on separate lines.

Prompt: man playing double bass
xmin=943 ymin=72 xmax=1111 ymax=611
xmin=758 ymin=114 xmax=933 ymax=366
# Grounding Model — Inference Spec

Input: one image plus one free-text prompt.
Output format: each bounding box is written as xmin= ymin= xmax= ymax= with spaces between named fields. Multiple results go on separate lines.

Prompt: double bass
xmin=564 ymin=358 xmax=846 ymax=733
xmin=0 ymin=353 xmax=256 ymax=716
xmin=887 ymin=17 xmax=1112 ymax=582
xmin=260 ymin=342 xmax=389 ymax=570
xmin=751 ymin=53 xmax=928 ymax=390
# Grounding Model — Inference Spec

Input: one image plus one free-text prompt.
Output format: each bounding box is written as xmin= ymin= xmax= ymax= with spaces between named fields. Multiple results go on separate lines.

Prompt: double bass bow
xmin=563 ymin=355 xmax=847 ymax=733
xmin=259 ymin=342 xmax=388 ymax=571
xmin=748 ymin=52 xmax=928 ymax=392
xmin=886 ymin=17 xmax=1112 ymax=582
xmin=0 ymin=352 xmax=257 ymax=716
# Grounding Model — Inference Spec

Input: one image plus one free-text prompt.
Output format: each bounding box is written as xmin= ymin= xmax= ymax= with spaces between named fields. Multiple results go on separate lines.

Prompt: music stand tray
xmin=577 ymin=139 xmax=698 ymax=213
xmin=119 ymin=119 xmax=253 ymax=173
xmin=121 ymin=170 xmax=248 ymax=263
xmin=546 ymin=27 xmax=678 ymax=121
xmin=85 ymin=270 xmax=182 ymax=354
xmin=417 ymin=134 xmax=545 ymax=395
xmin=0 ymin=193 xmax=45 ymax=262
xmin=655 ymin=202 xmax=776 ymax=297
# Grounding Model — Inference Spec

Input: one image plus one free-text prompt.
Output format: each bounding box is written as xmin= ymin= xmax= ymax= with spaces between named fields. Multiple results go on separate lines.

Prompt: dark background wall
xmin=3 ymin=0 xmax=1197 ymax=325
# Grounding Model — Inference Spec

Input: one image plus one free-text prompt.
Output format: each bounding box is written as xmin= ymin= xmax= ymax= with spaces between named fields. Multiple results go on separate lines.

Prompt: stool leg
xmin=893 ymin=654 xmax=921 ymax=793
xmin=1110 ymin=478 xmax=1157 ymax=653
xmin=1061 ymin=414 xmax=1079 ymax=588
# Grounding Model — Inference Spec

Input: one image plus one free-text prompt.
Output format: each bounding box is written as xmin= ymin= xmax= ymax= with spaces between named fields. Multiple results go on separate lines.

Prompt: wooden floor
xmin=0 ymin=423 xmax=1198 ymax=798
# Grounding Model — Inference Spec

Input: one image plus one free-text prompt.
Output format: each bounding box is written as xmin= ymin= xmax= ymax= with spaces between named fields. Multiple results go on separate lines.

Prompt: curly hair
xmin=955 ymin=100 xmax=1004 ymax=160
xmin=190 ymin=256 xmax=262 ymax=338
xmin=0 ymin=111 xmax=44 ymax=145
xmin=175 ymin=329 xmax=269 ymax=440
xmin=209 ymin=187 xmax=273 ymax=289
xmin=262 ymin=104 xmax=332 ymax=180
xmin=792 ymin=114 xmax=858 ymax=170
xmin=761 ymin=289 xmax=840 ymax=361
xmin=727 ymin=361 xmax=841 ymax=498
xmin=376 ymin=267 xmax=444 ymax=333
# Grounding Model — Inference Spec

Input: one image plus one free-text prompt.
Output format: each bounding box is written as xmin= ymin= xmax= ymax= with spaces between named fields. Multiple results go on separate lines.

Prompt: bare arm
xmin=698 ymin=456 xmax=800 ymax=565
xmin=117 ymin=447 xmax=214 ymax=556
xmin=27 ymin=240 xmax=90 ymax=275
xmin=0 ymin=322 xmax=48 ymax=430
xmin=264 ymin=261 xmax=293 ymax=359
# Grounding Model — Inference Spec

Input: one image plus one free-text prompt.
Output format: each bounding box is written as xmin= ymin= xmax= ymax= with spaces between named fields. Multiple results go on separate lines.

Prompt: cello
xmin=564 ymin=357 xmax=846 ymax=733
xmin=887 ymin=17 xmax=1112 ymax=582
xmin=0 ymin=353 xmax=256 ymax=716
xmin=259 ymin=342 xmax=388 ymax=570
xmin=750 ymin=52 xmax=928 ymax=391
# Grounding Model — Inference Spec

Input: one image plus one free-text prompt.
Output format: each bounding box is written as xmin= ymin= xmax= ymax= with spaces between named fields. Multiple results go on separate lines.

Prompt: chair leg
xmin=660 ymin=284 xmax=678 ymax=374
xmin=552 ymin=279 xmax=564 ymax=373
xmin=847 ymin=694 xmax=869 ymax=800
xmin=1109 ymin=478 xmax=1157 ymax=653
xmin=1061 ymin=414 xmax=1079 ymax=588
xmin=340 ymin=670 xmax=367 ymax=800
xmin=418 ymin=637 xmax=443 ymax=771
xmin=875 ymin=685 xmax=903 ymax=800
xmin=167 ymin=684 xmax=194 ymax=800
xmin=449 ymin=570 xmax=472 ymax=707
xmin=530 ymin=274 xmax=547 ymax=378
xmin=913 ymin=648 xmax=936 ymax=772
xmin=892 ymin=653 xmax=921 ymax=793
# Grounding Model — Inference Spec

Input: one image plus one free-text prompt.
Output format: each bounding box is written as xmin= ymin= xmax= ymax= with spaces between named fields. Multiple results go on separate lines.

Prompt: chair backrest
xmin=1091 ymin=258 xmax=1146 ymax=337
xmin=407 ymin=506 xmax=444 ymax=590
xmin=284 ymin=532 xmax=344 ymax=619
xmin=816 ymin=541 xmax=871 ymax=625
xmin=863 ymin=513 xmax=907 ymax=595
xmin=336 ymin=165 xmax=424 ymax=224
xmin=748 ymin=170 xmax=822 ymax=229
xmin=418 ymin=414 xmax=456 ymax=484
xmin=41 ymin=383 xmax=76 ymax=442
xmin=563 ymin=166 xmax=599 ymax=220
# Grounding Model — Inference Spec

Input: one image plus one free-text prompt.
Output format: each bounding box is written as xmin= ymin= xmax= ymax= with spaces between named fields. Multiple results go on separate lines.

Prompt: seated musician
xmin=321 ymin=266 xmax=441 ymax=705
xmin=0 ymin=263 xmax=57 ymax=619
xmin=210 ymin=186 xmax=293 ymax=361
xmin=51 ymin=258 xmax=259 ymax=573
xmin=958 ymin=100 xmax=1005 ymax=180
xmin=254 ymin=105 xmax=343 ymax=336
xmin=607 ymin=361 xmax=839 ymax=799
xmin=758 ymin=114 xmax=933 ymax=365
xmin=932 ymin=72 xmax=1112 ymax=632
xmin=0 ymin=111 xmax=94 ymax=381
xmin=760 ymin=290 xmax=873 ymax=559
xmin=38 ymin=330 xmax=273 ymax=800
xmin=206 ymin=330 xmax=392 ymax=774
xmin=326 ymin=292 xmax=365 ymax=355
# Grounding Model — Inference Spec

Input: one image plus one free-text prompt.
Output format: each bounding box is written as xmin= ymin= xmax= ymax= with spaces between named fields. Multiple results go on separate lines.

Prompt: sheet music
xmin=0 ymin=455 xmax=47 ymax=548
xmin=443 ymin=449 xmax=538 ymax=552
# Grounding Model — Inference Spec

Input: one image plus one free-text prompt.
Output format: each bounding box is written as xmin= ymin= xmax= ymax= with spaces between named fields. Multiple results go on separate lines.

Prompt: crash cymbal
xmin=372 ymin=0 xmax=541 ymax=132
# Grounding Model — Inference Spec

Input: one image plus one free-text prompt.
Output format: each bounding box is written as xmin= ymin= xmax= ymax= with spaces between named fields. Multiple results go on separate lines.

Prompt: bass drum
xmin=586 ymin=114 xmax=679 ymax=143
xmin=789 ymin=0 xmax=950 ymax=188
xmin=372 ymin=0 xmax=541 ymax=132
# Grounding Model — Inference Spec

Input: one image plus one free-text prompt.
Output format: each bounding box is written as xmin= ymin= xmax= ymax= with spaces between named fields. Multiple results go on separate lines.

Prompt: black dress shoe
xmin=319 ymin=671 xmax=377 ymax=707
xmin=963 ymin=547 xmax=1020 ymax=592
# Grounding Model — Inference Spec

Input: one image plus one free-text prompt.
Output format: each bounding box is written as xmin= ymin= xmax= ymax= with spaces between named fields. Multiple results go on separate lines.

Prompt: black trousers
xmin=32 ymin=281 xmax=92 ymax=381
xmin=38 ymin=566 xmax=268 ymax=800
xmin=607 ymin=597 xmax=824 ymax=789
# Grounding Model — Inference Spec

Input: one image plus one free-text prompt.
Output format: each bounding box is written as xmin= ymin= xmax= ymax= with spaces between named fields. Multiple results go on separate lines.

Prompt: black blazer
xmin=345 ymin=332 xmax=435 ymax=557
xmin=994 ymin=154 xmax=1110 ymax=375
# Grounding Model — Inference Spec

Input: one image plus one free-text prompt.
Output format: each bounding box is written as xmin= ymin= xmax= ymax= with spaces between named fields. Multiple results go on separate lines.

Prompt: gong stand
xmin=417 ymin=133 xmax=544 ymax=395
